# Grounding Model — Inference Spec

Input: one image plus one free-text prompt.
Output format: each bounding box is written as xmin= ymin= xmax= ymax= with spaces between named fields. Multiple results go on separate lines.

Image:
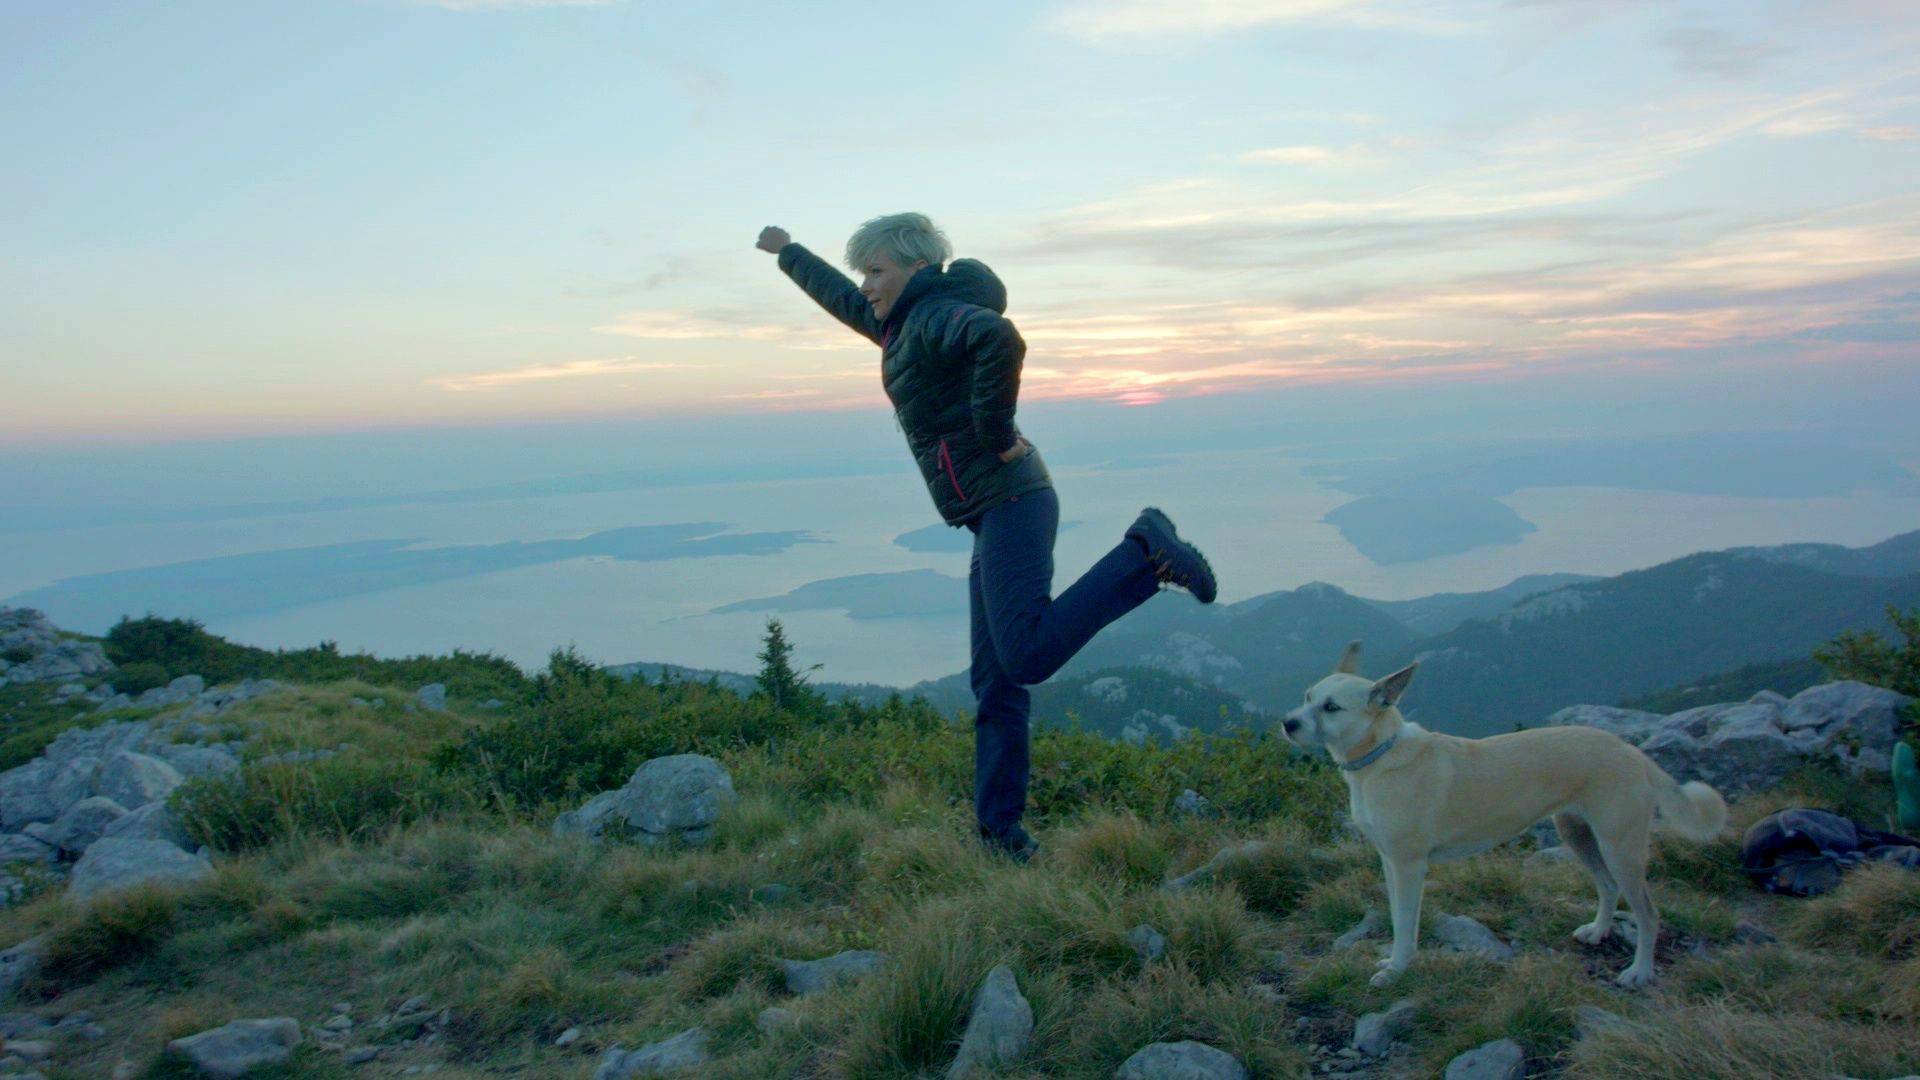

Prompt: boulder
xmin=4 ymin=641 xmax=111 ymax=684
xmin=1548 ymin=681 xmax=1912 ymax=790
xmin=945 ymin=965 xmax=1032 ymax=1079
xmin=0 ymin=936 xmax=47 ymax=1002
xmin=1115 ymin=1041 xmax=1249 ymax=1079
xmin=778 ymin=950 xmax=888 ymax=996
xmin=0 ymin=755 xmax=100 ymax=831
xmin=165 ymin=1018 xmax=301 ymax=1078
xmin=1128 ymin=924 xmax=1168 ymax=962
xmin=1352 ymin=999 xmax=1417 ymax=1057
xmin=414 ymin=684 xmax=447 ymax=711
xmin=45 ymin=796 xmax=128 ymax=855
xmin=99 ymin=801 xmax=195 ymax=849
xmin=1443 ymin=1038 xmax=1525 ymax=1080
xmin=1173 ymin=789 xmax=1214 ymax=817
xmin=593 ymin=1027 xmax=709 ymax=1078
xmin=91 ymin=751 xmax=184 ymax=809
xmin=0 ymin=834 xmax=55 ymax=866
xmin=68 ymin=837 xmax=213 ymax=902
xmin=553 ymin=754 xmax=736 ymax=845
xmin=755 ymin=1008 xmax=799 ymax=1034
xmin=1433 ymin=914 xmax=1514 ymax=961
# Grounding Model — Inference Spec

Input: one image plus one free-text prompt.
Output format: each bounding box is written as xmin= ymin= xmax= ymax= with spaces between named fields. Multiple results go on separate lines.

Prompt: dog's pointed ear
xmin=1335 ymin=640 xmax=1363 ymax=675
xmin=1368 ymin=662 xmax=1417 ymax=709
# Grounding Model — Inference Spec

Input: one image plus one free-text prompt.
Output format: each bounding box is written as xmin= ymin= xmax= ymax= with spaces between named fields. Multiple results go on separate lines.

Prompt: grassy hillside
xmin=1 ymin=628 xmax=1916 ymax=1078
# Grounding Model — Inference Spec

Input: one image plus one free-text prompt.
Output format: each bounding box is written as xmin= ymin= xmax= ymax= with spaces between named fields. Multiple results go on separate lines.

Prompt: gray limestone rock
xmin=414 ymin=684 xmax=447 ymax=711
xmin=945 ymin=965 xmax=1032 ymax=1079
xmin=91 ymin=751 xmax=184 ymax=809
xmin=1352 ymin=999 xmax=1417 ymax=1057
xmin=593 ymin=1028 xmax=709 ymax=1078
xmin=0 ymin=936 xmax=48 ymax=1002
xmin=1128 ymin=923 xmax=1168 ymax=962
xmin=1115 ymin=1040 xmax=1249 ymax=1079
xmin=778 ymin=950 xmax=889 ymax=996
xmin=165 ymin=1018 xmax=302 ymax=1078
xmin=1443 ymin=1038 xmax=1525 ymax=1080
xmin=1433 ymin=914 xmax=1514 ymax=961
xmin=553 ymin=754 xmax=736 ymax=845
xmin=68 ymin=837 xmax=213 ymax=902
xmin=45 ymin=796 xmax=127 ymax=855
xmin=1333 ymin=908 xmax=1385 ymax=949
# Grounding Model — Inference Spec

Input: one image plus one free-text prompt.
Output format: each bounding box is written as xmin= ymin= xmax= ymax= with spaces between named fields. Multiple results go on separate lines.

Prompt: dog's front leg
xmin=1372 ymin=850 xmax=1427 ymax=987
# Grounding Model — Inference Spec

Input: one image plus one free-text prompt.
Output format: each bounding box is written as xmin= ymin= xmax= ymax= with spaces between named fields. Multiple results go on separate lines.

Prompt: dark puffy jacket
xmin=777 ymin=242 xmax=1054 ymax=527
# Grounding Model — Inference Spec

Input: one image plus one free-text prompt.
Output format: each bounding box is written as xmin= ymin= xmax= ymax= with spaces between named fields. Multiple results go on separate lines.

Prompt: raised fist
xmin=755 ymin=226 xmax=791 ymax=254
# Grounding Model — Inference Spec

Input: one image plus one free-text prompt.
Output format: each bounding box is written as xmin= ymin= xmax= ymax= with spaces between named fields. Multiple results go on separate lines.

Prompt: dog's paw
xmin=1368 ymin=966 xmax=1404 ymax=988
xmin=1615 ymin=964 xmax=1655 ymax=990
xmin=1572 ymin=921 xmax=1611 ymax=946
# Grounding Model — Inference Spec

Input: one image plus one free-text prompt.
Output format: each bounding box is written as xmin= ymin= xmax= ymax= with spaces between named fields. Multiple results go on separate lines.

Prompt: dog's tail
xmin=1647 ymin=759 xmax=1728 ymax=841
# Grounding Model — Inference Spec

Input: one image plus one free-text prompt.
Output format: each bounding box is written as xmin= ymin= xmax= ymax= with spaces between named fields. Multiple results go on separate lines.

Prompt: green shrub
xmin=111 ymin=661 xmax=171 ymax=695
xmin=105 ymin=614 xmax=528 ymax=702
xmin=1 ymin=645 xmax=33 ymax=665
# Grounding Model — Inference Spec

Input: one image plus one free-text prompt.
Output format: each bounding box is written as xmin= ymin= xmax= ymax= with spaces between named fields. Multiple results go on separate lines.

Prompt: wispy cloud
xmin=593 ymin=309 xmax=855 ymax=351
xmin=1238 ymin=144 xmax=1376 ymax=167
xmin=408 ymin=0 xmax=611 ymax=10
xmin=1046 ymin=0 xmax=1483 ymax=39
xmin=434 ymin=357 xmax=704 ymax=392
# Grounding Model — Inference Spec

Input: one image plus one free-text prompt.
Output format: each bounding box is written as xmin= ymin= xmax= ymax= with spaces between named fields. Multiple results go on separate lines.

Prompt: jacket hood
xmin=936 ymin=258 xmax=1007 ymax=314
xmin=884 ymin=258 xmax=1009 ymax=336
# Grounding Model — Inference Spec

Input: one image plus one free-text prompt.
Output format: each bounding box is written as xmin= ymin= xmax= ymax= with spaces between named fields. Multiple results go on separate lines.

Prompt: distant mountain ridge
xmin=607 ymin=528 xmax=1920 ymax=741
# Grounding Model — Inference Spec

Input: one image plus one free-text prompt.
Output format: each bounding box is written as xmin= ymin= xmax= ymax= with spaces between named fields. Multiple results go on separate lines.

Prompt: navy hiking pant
xmin=966 ymin=486 xmax=1160 ymax=839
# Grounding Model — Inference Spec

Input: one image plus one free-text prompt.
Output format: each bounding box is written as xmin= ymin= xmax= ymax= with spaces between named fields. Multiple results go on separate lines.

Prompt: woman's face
xmin=859 ymin=250 xmax=928 ymax=322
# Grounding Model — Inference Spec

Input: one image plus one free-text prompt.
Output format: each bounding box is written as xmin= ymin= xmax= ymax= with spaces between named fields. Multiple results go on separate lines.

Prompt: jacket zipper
xmin=938 ymin=439 xmax=969 ymax=501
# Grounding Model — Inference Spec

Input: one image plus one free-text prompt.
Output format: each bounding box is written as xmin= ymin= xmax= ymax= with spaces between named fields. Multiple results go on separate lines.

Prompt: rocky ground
xmin=0 ymin=605 xmax=1915 ymax=1078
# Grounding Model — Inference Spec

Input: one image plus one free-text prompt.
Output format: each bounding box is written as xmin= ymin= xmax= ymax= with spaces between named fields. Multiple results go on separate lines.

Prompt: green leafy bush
xmin=105 ymin=614 xmax=528 ymax=703
xmin=110 ymin=661 xmax=170 ymax=696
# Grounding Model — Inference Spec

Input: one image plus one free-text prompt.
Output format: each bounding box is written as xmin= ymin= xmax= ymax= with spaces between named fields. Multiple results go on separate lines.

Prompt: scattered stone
xmin=112 ymin=1063 xmax=138 ymax=1080
xmin=5 ymin=1040 xmax=51 ymax=1063
xmin=555 ymin=1026 xmax=582 ymax=1047
xmin=479 ymin=699 xmax=504 ymax=710
xmin=98 ymin=801 xmax=194 ymax=848
xmin=1526 ymin=844 xmax=1578 ymax=867
xmin=946 ymin=965 xmax=1032 ymax=1079
xmin=553 ymin=754 xmax=737 ymax=846
xmin=152 ymin=744 xmax=243 ymax=780
xmin=779 ymin=950 xmax=889 ymax=996
xmin=1333 ymin=908 xmax=1384 ymax=950
xmin=1733 ymin=920 xmax=1778 ymax=945
xmin=1574 ymin=1004 xmax=1627 ymax=1039
xmin=1433 ymin=914 xmax=1514 ymax=961
xmin=1115 ymin=1040 xmax=1249 ymax=1080
xmin=165 ymin=1017 xmax=302 ymax=1078
xmin=321 ymin=1014 xmax=352 ymax=1032
xmin=1443 ymin=1038 xmax=1525 ymax=1080
xmin=0 ymin=1013 xmax=50 ymax=1039
xmin=1163 ymin=840 xmax=1270 ymax=891
xmin=1352 ymin=999 xmax=1417 ymax=1057
xmin=593 ymin=1027 xmax=710 ymax=1078
xmin=1128 ymin=924 xmax=1168 ymax=962
xmin=414 ymin=684 xmax=447 ymax=711
xmin=68 ymin=837 xmax=213 ymax=902
xmin=0 ymin=835 xmax=55 ymax=867
xmin=343 ymin=1047 xmax=379 ymax=1065
xmin=45 ymin=795 xmax=127 ymax=855
xmin=756 ymin=1008 xmax=799 ymax=1035
xmin=1174 ymin=789 xmax=1214 ymax=817
xmin=0 ymin=937 xmax=48 ymax=1002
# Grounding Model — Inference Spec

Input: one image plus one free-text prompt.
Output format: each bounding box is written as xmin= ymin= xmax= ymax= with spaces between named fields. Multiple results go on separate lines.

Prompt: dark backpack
xmin=1741 ymin=808 xmax=1920 ymax=897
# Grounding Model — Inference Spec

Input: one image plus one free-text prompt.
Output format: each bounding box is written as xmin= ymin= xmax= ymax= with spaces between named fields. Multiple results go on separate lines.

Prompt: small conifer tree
xmin=756 ymin=618 xmax=820 ymax=711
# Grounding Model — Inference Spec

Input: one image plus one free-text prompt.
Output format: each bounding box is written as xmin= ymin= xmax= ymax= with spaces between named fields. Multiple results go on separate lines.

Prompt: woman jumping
xmin=756 ymin=213 xmax=1218 ymax=861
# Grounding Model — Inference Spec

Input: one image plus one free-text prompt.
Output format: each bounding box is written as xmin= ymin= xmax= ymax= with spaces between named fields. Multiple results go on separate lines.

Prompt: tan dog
xmin=1282 ymin=642 xmax=1727 ymax=988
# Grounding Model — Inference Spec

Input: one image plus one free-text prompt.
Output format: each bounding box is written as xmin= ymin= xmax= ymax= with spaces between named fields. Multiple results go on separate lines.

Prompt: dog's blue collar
xmin=1340 ymin=733 xmax=1398 ymax=772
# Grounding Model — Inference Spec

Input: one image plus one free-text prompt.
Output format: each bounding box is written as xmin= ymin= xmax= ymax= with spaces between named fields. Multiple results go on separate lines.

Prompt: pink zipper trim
xmin=938 ymin=439 xmax=969 ymax=500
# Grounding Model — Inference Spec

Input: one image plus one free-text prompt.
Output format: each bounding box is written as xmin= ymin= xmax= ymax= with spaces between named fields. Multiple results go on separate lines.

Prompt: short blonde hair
xmin=845 ymin=212 xmax=951 ymax=273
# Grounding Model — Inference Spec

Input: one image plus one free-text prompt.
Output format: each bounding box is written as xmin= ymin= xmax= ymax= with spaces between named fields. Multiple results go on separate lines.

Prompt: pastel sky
xmin=4 ymin=0 xmax=1917 ymax=447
